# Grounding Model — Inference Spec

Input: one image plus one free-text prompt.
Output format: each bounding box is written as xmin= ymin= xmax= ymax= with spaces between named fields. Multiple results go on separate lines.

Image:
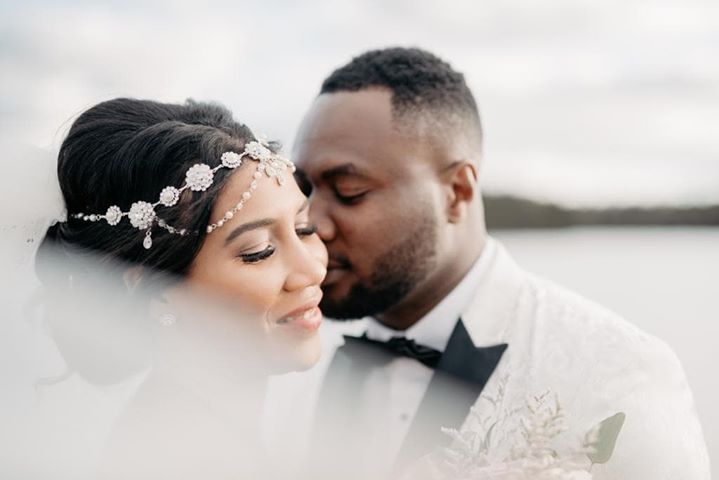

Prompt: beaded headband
xmin=71 ymin=140 xmax=295 ymax=250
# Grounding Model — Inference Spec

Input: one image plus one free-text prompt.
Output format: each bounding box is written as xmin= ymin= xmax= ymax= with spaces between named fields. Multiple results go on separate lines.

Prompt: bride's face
xmin=181 ymin=163 xmax=328 ymax=373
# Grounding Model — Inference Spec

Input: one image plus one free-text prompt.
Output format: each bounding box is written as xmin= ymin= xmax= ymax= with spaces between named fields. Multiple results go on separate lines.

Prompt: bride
xmin=32 ymin=97 xmax=328 ymax=478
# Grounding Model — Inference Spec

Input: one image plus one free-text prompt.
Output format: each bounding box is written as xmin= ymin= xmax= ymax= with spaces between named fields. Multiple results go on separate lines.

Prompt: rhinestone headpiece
xmin=71 ymin=140 xmax=295 ymax=250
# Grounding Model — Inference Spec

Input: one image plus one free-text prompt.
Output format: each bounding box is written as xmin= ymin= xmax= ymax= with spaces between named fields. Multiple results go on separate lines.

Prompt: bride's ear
xmin=443 ymin=161 xmax=478 ymax=223
xmin=148 ymin=291 xmax=178 ymax=327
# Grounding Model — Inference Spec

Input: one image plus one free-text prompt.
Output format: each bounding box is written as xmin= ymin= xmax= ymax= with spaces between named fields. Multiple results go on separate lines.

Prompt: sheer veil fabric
xmin=0 ymin=142 xmax=271 ymax=479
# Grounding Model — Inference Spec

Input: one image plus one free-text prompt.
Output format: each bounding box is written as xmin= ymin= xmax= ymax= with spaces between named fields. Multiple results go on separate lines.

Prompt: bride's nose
xmin=283 ymin=240 xmax=328 ymax=292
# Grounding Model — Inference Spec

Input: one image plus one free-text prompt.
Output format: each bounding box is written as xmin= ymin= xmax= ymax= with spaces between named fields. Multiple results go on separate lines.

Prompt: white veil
xmin=0 ymin=141 xmax=86 ymax=477
xmin=0 ymin=141 xmax=64 ymax=275
xmin=0 ymin=140 xmax=285 ymax=479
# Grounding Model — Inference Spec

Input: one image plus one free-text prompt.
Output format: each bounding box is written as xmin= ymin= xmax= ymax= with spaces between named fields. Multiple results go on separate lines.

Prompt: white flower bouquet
xmin=409 ymin=382 xmax=625 ymax=480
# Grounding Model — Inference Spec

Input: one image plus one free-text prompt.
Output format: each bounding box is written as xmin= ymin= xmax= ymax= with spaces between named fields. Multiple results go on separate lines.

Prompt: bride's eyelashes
xmin=239 ymin=245 xmax=275 ymax=264
xmin=237 ymin=225 xmax=318 ymax=264
xmin=295 ymin=224 xmax=318 ymax=237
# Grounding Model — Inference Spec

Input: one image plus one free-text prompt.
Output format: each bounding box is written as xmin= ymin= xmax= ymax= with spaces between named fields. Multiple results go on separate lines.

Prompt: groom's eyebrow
xmin=224 ymin=201 xmax=310 ymax=246
xmin=320 ymin=164 xmax=365 ymax=181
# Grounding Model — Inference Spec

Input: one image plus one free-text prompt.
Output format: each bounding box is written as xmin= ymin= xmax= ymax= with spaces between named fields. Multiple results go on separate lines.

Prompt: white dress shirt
xmin=354 ymin=238 xmax=496 ymax=472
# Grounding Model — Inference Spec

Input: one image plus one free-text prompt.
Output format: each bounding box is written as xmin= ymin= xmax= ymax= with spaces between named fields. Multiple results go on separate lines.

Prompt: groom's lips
xmin=323 ymin=256 xmax=351 ymax=287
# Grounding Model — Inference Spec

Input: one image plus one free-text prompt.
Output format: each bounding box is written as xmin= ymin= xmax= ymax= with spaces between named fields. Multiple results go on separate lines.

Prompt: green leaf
xmin=587 ymin=412 xmax=626 ymax=464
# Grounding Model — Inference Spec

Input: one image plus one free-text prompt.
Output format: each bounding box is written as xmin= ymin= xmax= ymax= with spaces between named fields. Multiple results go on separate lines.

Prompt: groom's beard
xmin=320 ymin=212 xmax=439 ymax=320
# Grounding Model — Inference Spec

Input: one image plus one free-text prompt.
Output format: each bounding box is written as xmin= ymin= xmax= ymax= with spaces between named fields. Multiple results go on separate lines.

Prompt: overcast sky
xmin=2 ymin=0 xmax=718 ymax=207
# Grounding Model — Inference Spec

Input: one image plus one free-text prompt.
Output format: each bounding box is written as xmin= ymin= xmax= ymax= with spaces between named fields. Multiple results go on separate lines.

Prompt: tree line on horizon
xmin=483 ymin=195 xmax=719 ymax=229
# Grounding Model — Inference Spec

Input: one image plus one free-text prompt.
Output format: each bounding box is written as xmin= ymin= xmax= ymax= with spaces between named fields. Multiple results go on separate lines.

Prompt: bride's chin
xmin=292 ymin=344 xmax=322 ymax=372
xmin=267 ymin=332 xmax=322 ymax=374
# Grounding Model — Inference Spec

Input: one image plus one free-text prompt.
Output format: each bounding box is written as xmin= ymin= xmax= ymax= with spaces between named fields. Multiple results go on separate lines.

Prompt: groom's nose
xmin=309 ymin=197 xmax=337 ymax=243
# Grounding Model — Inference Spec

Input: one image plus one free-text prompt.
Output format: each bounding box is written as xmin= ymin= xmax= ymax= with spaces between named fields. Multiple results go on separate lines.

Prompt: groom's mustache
xmin=327 ymin=254 xmax=352 ymax=270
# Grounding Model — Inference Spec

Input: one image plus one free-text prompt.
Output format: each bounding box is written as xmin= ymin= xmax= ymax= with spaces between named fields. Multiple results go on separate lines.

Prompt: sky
xmin=1 ymin=0 xmax=718 ymax=207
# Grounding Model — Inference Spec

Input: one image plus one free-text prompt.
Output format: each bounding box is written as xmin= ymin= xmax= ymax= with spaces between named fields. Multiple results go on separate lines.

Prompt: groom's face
xmin=293 ymin=88 xmax=442 ymax=319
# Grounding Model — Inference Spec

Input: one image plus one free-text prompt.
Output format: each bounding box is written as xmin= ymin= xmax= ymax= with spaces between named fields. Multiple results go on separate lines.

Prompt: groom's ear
xmin=442 ymin=161 xmax=478 ymax=224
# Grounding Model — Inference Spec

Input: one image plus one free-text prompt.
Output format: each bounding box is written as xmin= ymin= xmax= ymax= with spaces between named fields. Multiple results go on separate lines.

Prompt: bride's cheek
xmin=236 ymin=274 xmax=281 ymax=327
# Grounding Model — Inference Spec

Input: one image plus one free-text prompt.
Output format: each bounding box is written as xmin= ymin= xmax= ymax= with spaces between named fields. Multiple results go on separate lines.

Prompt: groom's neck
xmin=376 ymin=234 xmax=487 ymax=332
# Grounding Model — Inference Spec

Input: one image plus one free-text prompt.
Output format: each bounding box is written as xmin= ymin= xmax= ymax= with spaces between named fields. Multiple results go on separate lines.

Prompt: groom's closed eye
xmin=315 ymin=165 xmax=372 ymax=205
xmin=333 ymin=186 xmax=369 ymax=205
xmin=332 ymin=178 xmax=370 ymax=205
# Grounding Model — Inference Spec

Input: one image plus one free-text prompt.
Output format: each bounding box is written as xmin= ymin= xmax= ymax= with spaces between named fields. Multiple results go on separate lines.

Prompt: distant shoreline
xmin=483 ymin=195 xmax=719 ymax=229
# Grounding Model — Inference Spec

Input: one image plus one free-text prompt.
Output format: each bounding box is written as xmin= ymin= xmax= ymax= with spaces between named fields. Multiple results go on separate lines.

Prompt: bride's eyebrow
xmin=224 ymin=201 xmax=310 ymax=246
xmin=224 ymin=218 xmax=274 ymax=246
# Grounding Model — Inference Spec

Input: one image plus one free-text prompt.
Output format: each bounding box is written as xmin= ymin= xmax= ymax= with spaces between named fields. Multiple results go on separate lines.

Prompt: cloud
xmin=1 ymin=0 xmax=717 ymax=206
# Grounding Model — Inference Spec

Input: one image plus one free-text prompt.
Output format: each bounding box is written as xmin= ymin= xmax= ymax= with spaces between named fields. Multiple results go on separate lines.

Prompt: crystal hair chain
xmin=70 ymin=140 xmax=295 ymax=249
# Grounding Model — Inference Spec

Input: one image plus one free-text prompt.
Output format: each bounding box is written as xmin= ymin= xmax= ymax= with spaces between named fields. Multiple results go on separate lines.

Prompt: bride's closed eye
xmin=295 ymin=224 xmax=318 ymax=237
xmin=239 ymin=244 xmax=275 ymax=264
xmin=238 ymin=224 xmax=318 ymax=265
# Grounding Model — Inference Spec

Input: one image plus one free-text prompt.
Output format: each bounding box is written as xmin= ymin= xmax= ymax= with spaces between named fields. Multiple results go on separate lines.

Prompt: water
xmin=493 ymin=227 xmax=719 ymax=465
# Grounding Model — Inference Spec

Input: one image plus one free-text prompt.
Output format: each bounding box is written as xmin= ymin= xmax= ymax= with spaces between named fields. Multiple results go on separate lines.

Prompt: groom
xmin=291 ymin=47 xmax=709 ymax=478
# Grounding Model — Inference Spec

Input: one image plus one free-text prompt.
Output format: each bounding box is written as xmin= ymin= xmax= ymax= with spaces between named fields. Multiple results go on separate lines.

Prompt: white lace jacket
xmin=455 ymin=241 xmax=710 ymax=479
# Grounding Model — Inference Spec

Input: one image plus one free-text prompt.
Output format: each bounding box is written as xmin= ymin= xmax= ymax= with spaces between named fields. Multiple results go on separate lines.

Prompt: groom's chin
xmin=319 ymin=283 xmax=372 ymax=320
xmin=320 ymin=281 xmax=408 ymax=321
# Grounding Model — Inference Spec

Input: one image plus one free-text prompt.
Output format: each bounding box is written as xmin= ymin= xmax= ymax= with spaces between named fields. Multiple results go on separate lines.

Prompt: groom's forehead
xmin=295 ymin=156 xmax=382 ymax=183
xmin=294 ymin=136 xmax=421 ymax=183
xmin=313 ymin=89 xmax=393 ymax=122
xmin=296 ymin=90 xmax=396 ymax=147
xmin=294 ymin=90 xmax=431 ymax=178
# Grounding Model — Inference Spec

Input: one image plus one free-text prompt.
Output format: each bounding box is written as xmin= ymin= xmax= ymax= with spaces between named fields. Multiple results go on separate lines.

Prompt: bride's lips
xmin=275 ymin=300 xmax=323 ymax=333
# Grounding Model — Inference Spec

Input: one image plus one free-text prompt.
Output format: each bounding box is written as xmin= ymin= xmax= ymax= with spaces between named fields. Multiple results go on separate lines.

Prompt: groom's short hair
xmin=320 ymin=47 xmax=482 ymax=154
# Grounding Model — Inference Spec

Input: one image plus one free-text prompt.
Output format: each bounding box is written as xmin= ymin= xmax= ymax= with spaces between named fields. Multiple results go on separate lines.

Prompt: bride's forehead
xmin=214 ymin=167 xmax=304 ymax=217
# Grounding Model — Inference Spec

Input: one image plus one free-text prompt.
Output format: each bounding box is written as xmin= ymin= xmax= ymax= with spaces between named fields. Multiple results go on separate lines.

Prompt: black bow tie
xmin=354 ymin=333 xmax=442 ymax=369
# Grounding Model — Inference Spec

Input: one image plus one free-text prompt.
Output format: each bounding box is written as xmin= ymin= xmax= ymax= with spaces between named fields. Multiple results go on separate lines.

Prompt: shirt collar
xmin=365 ymin=237 xmax=496 ymax=352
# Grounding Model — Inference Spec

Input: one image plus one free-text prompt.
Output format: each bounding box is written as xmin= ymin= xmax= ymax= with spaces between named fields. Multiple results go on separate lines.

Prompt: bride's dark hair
xmin=35 ymin=98 xmax=264 ymax=384
xmin=38 ymin=97 xmax=260 ymax=285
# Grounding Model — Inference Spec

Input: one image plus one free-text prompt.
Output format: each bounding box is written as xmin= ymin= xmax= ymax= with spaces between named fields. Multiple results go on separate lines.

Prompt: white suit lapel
xmin=462 ymin=240 xmax=528 ymax=347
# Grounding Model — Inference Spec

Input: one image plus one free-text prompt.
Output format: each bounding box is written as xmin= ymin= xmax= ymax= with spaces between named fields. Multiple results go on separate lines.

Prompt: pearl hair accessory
xmin=71 ymin=139 xmax=295 ymax=250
